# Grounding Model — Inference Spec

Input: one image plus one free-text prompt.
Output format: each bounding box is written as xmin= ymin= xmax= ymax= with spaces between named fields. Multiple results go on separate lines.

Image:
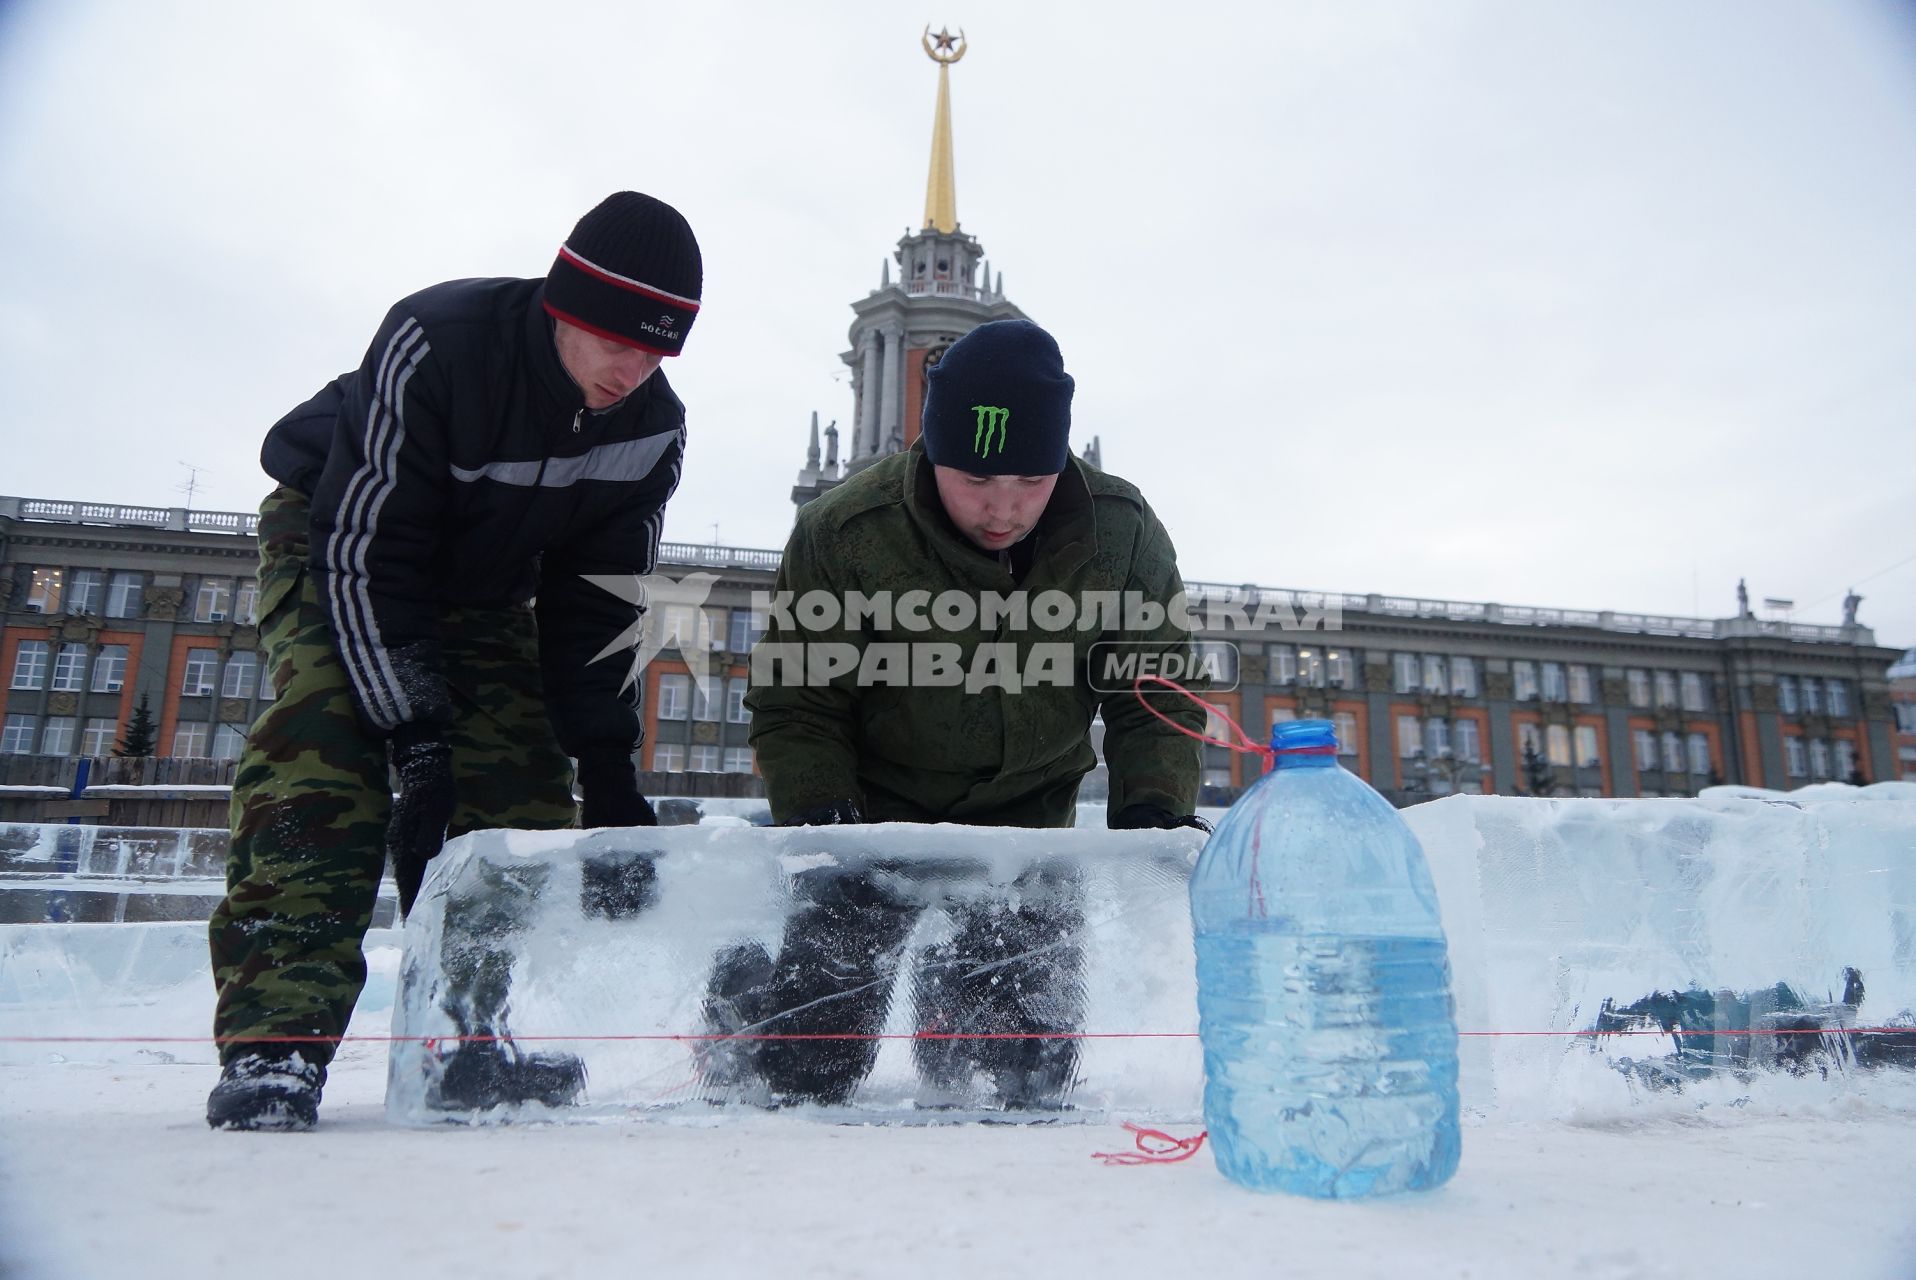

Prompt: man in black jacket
xmin=205 ymin=192 xmax=702 ymax=1130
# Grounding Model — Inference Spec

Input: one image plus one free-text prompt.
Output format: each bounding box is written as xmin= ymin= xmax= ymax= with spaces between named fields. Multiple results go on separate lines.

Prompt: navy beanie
xmin=921 ymin=320 xmax=1075 ymax=475
xmin=544 ymin=192 xmax=703 ymax=356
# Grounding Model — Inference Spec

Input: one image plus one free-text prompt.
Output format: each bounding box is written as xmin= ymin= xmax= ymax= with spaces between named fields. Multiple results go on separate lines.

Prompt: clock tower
xmin=791 ymin=27 xmax=1027 ymax=508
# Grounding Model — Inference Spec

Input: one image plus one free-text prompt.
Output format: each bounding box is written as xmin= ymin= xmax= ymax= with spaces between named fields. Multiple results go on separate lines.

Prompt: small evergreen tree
xmin=116 ymin=694 xmax=157 ymax=758
xmin=1520 ymin=743 xmax=1557 ymax=797
xmin=1846 ymin=763 xmax=1870 ymax=787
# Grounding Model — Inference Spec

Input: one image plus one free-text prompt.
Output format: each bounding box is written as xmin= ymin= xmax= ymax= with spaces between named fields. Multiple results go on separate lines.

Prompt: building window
xmin=689 ymin=744 xmax=722 ymax=773
xmin=1397 ymin=714 xmax=1421 ymax=760
xmin=1634 ymin=730 xmax=1658 ymax=772
xmin=80 ymin=718 xmax=117 ymax=756
xmin=91 ymin=645 xmax=128 ymax=693
xmin=1802 ymin=678 xmax=1824 ymax=715
xmin=67 ymin=570 xmax=105 ymax=615
xmin=1519 ymin=722 xmax=1545 ymax=758
xmin=235 ymin=580 xmax=260 ymax=626
xmin=256 ymin=652 xmax=275 ymax=702
xmin=1422 ymin=655 xmax=1447 ymax=697
xmin=1808 ymin=739 xmax=1830 ymax=780
xmin=1653 ymin=671 xmax=1679 ymax=710
xmin=1287 ymin=644 xmax=1321 ymax=688
xmin=1627 ymin=669 xmax=1652 ymax=707
xmin=1 ymin=715 xmax=35 ymax=754
xmin=659 ymin=605 xmax=696 ymax=652
xmin=1687 ymin=733 xmax=1711 ymax=777
xmin=1568 ymin=665 xmax=1594 ymax=705
xmin=1776 ymin=676 xmax=1799 ymax=714
xmin=1423 ymin=718 xmax=1451 ymax=760
xmin=11 ymin=641 xmax=49 ymax=690
xmin=25 ymin=568 xmax=63 ymax=613
xmin=106 ymin=572 xmax=143 ymax=619
xmin=1393 ymin=653 xmax=1418 ymax=694
xmin=1512 ymin=661 xmax=1538 ymax=702
xmin=40 ymin=716 xmax=76 ymax=756
xmin=691 ymin=678 xmax=721 ymax=722
xmin=1333 ymin=711 xmax=1360 ymax=756
xmin=1785 ymin=737 xmax=1808 ymax=778
xmin=655 ymin=673 xmax=689 ymax=721
xmin=172 ymin=722 xmax=210 ymax=758
xmin=1198 ymin=641 xmax=1239 ymax=684
xmin=1827 ymin=680 xmax=1850 ymax=718
xmin=728 ymin=609 xmax=765 ymax=654
xmin=1574 ymin=725 xmax=1601 ymax=768
xmin=1267 ymin=644 xmax=1297 ymax=686
xmin=222 ymin=652 xmax=259 ymax=700
xmin=212 ymin=724 xmax=247 ymax=761
xmin=1202 ymin=766 xmax=1234 ymax=789
xmin=1451 ymin=657 xmax=1478 ymax=698
xmin=723 ymin=747 xmax=755 ymax=774
xmin=1546 ymin=724 xmax=1572 ymax=767
xmin=1326 ymin=648 xmax=1355 ymax=689
xmin=1453 ymin=719 xmax=1480 ymax=762
xmin=726 ymin=677 xmax=749 ymax=724
xmin=1896 ymin=703 xmax=1916 ymax=734
xmin=181 ymin=649 xmax=219 ymax=696
xmin=652 ymin=743 xmax=685 ymax=773
xmin=1541 ymin=663 xmax=1566 ymax=702
xmin=1660 ymin=732 xmax=1683 ymax=773
xmin=51 ymin=644 xmax=88 ymax=692
xmin=1680 ymin=672 xmax=1707 ymax=713
xmin=1834 ymin=739 xmax=1856 ymax=780
xmin=194 ymin=578 xmax=233 ymax=622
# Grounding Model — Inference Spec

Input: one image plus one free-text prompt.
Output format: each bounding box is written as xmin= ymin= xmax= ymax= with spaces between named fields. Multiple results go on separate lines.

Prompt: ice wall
xmin=5 ymin=788 xmax=1910 ymax=1119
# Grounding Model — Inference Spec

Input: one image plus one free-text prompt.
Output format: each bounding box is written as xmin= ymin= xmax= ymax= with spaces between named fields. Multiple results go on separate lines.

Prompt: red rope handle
xmin=1092 ymin=1122 xmax=1208 ymax=1166
xmin=1131 ymin=675 xmax=1275 ymax=770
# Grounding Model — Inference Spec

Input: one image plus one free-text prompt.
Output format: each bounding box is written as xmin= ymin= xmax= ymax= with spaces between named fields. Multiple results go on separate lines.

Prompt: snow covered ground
xmin=5 ymin=1042 xmax=1916 ymax=1279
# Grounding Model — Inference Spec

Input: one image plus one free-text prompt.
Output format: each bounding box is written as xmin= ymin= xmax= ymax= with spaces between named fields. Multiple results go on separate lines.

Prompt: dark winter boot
xmin=699 ymin=940 xmax=777 ymax=1095
xmin=206 ymin=1049 xmax=325 ymax=1131
xmin=431 ymin=1041 xmax=587 ymax=1112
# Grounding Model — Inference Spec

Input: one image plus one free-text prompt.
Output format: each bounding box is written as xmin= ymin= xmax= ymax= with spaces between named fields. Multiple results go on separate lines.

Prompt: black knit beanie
xmin=921 ymin=320 xmax=1075 ymax=475
xmin=543 ymin=192 xmax=703 ymax=356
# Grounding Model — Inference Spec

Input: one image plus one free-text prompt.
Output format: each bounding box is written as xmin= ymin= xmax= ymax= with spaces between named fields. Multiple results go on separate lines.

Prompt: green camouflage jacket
xmin=745 ymin=441 xmax=1205 ymax=828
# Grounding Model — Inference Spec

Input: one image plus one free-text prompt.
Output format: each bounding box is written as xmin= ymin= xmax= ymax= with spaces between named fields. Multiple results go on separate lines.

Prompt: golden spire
xmin=921 ymin=26 xmax=966 ymax=234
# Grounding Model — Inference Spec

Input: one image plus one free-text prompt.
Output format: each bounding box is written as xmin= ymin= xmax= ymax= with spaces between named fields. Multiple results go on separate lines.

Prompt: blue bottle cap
xmin=1271 ymin=718 xmax=1337 ymax=754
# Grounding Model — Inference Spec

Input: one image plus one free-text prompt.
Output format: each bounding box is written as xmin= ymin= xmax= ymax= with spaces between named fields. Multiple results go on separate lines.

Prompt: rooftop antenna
xmin=176 ymin=462 xmax=207 ymax=510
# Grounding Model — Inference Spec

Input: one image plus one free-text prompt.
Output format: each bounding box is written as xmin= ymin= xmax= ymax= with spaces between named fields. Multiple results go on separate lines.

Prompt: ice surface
xmin=388 ymin=787 xmax=1916 ymax=1125
xmin=386 ymin=823 xmax=1209 ymax=1124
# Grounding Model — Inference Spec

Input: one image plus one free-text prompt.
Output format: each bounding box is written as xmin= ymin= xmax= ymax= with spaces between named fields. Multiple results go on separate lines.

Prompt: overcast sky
xmin=2 ymin=1 xmax=1912 ymax=647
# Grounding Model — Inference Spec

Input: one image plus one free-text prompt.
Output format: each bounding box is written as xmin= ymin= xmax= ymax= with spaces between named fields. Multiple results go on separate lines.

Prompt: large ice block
xmin=387 ymin=787 xmax=1916 ymax=1125
xmin=386 ymin=823 xmax=1208 ymax=1124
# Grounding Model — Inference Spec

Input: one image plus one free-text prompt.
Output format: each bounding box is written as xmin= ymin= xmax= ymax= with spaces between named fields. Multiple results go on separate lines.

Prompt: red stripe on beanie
xmin=557 ymin=245 xmax=702 ymax=310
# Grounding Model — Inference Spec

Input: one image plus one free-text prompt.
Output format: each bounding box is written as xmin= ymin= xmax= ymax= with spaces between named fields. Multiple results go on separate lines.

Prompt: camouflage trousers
xmin=208 ymin=486 xmax=576 ymax=1067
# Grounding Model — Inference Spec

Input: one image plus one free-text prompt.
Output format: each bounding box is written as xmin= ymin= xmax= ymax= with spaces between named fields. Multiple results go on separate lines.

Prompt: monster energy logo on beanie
xmin=972 ymin=405 xmax=1010 ymax=457
xmin=922 ymin=320 xmax=1074 ymax=476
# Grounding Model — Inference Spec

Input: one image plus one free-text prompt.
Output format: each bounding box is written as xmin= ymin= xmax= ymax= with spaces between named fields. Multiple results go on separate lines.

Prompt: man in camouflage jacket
xmin=721 ymin=320 xmax=1207 ymax=1110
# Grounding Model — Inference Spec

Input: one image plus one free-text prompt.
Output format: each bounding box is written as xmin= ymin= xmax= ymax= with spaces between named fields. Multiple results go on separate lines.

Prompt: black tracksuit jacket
xmin=259 ymin=276 xmax=685 ymax=757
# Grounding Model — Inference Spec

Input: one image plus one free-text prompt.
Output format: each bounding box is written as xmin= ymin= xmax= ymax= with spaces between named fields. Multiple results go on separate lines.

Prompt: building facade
xmin=2 ymin=495 xmax=1903 ymax=804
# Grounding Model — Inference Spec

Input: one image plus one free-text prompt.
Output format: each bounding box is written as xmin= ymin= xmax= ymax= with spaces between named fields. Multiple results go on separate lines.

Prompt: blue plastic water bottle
xmin=1189 ymin=718 xmax=1461 ymax=1197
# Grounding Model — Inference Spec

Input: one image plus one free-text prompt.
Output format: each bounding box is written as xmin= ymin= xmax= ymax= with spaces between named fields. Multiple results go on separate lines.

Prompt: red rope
xmin=4 ymin=1027 xmax=1908 ymax=1045
xmin=1092 ymin=1122 xmax=1208 ymax=1165
xmin=1130 ymin=675 xmax=1274 ymax=770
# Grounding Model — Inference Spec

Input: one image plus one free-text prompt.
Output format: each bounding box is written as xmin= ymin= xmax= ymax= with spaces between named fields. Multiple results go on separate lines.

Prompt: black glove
xmin=387 ymin=725 xmax=457 ymax=917
xmin=576 ymin=749 xmax=658 ymax=829
xmin=1111 ymin=803 xmax=1213 ymax=834
xmin=781 ymin=798 xmax=865 ymax=827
